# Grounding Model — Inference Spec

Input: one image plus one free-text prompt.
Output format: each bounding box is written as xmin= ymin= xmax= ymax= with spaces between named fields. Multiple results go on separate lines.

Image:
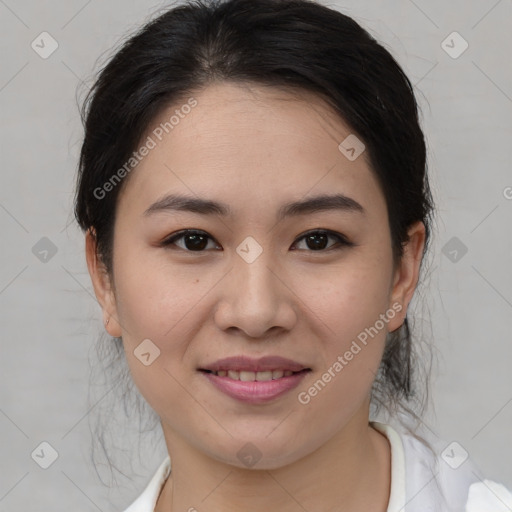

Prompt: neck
xmin=155 ymin=413 xmax=391 ymax=512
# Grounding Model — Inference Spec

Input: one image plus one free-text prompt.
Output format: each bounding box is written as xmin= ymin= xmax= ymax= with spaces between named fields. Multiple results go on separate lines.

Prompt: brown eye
xmin=292 ymin=230 xmax=353 ymax=251
xmin=161 ymin=230 xmax=219 ymax=251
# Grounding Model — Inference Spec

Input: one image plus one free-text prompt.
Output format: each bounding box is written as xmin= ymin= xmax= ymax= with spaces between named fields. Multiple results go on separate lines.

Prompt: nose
xmin=214 ymin=248 xmax=297 ymax=339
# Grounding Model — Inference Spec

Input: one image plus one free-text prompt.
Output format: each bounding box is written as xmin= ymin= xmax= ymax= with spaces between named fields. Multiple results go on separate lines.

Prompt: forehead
xmin=117 ymin=81 xmax=385 ymax=222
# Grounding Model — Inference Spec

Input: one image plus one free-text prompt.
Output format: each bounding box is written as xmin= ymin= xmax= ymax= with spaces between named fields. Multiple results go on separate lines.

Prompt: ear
xmin=85 ymin=227 xmax=122 ymax=337
xmin=386 ymin=221 xmax=426 ymax=332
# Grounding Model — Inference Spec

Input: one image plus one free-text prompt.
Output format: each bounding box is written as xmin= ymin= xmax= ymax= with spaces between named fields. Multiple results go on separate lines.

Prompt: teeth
xmin=240 ymin=371 xmax=256 ymax=381
xmin=213 ymin=369 xmax=298 ymax=380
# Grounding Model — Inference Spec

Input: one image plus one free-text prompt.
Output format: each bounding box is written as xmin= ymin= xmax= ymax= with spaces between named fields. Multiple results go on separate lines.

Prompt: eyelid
xmin=160 ymin=228 xmax=354 ymax=251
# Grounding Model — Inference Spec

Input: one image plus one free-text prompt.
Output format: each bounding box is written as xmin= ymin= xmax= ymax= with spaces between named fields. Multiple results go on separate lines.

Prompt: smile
xmin=200 ymin=368 xmax=306 ymax=381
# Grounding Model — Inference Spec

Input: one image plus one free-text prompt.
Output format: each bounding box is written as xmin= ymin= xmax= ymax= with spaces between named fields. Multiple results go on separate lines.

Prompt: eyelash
xmin=160 ymin=229 xmax=354 ymax=253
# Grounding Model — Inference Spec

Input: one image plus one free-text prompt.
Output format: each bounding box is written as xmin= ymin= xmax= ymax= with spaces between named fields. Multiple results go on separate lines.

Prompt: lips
xmin=198 ymin=356 xmax=312 ymax=403
xmin=198 ymin=355 xmax=310 ymax=373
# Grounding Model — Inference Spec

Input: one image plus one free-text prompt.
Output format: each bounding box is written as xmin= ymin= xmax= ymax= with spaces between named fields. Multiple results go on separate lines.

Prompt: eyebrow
xmin=143 ymin=192 xmax=365 ymax=220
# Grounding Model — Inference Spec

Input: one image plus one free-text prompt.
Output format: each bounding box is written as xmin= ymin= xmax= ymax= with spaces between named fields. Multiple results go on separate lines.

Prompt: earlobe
xmin=85 ymin=227 xmax=122 ymax=337
xmin=387 ymin=221 xmax=426 ymax=332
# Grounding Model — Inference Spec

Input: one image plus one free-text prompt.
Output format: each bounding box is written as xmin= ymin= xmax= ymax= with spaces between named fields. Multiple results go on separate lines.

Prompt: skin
xmin=86 ymin=81 xmax=425 ymax=512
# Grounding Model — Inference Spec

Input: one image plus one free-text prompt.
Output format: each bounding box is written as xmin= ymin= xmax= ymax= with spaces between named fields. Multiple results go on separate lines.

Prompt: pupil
xmin=186 ymin=234 xmax=207 ymax=251
xmin=307 ymin=233 xmax=327 ymax=250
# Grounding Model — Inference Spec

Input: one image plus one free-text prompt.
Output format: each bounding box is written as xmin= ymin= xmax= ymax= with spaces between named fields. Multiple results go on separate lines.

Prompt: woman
xmin=73 ymin=0 xmax=512 ymax=510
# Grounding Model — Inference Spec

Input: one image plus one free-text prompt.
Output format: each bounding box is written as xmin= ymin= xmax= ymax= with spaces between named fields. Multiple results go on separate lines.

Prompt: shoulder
xmin=372 ymin=420 xmax=512 ymax=511
xmin=465 ymin=479 xmax=512 ymax=512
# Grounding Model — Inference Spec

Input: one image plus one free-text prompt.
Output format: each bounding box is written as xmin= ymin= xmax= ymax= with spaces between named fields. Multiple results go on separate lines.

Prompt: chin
xmin=201 ymin=432 xmax=315 ymax=471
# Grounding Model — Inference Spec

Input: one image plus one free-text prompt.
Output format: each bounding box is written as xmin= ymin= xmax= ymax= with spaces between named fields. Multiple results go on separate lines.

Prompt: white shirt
xmin=122 ymin=421 xmax=512 ymax=512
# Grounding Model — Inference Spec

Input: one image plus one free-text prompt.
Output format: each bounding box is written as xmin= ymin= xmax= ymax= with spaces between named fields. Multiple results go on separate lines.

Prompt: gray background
xmin=1 ymin=0 xmax=511 ymax=510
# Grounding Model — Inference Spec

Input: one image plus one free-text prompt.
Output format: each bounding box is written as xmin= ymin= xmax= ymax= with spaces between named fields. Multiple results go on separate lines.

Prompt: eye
xmin=291 ymin=229 xmax=353 ymax=252
xmin=160 ymin=230 xmax=220 ymax=251
xmin=160 ymin=229 xmax=353 ymax=252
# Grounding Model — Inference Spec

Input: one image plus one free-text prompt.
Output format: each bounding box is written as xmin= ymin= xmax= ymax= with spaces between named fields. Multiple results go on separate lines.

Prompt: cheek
xmin=293 ymin=254 xmax=392 ymax=399
xmin=112 ymin=249 xmax=208 ymax=344
xmin=110 ymin=251 xmax=211 ymax=407
xmin=293 ymin=268 xmax=391 ymax=430
xmin=296 ymin=253 xmax=393 ymax=341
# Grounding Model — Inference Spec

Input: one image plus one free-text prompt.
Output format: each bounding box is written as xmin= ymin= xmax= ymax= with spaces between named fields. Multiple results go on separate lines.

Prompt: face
xmin=87 ymin=81 xmax=425 ymax=469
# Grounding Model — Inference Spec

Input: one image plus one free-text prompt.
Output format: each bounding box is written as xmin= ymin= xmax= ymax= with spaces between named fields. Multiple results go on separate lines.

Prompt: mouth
xmin=198 ymin=368 xmax=310 ymax=381
xmin=197 ymin=355 xmax=312 ymax=403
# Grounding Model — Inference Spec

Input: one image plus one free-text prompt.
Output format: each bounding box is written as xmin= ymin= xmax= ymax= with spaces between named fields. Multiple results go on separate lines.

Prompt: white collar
xmin=371 ymin=421 xmax=407 ymax=511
